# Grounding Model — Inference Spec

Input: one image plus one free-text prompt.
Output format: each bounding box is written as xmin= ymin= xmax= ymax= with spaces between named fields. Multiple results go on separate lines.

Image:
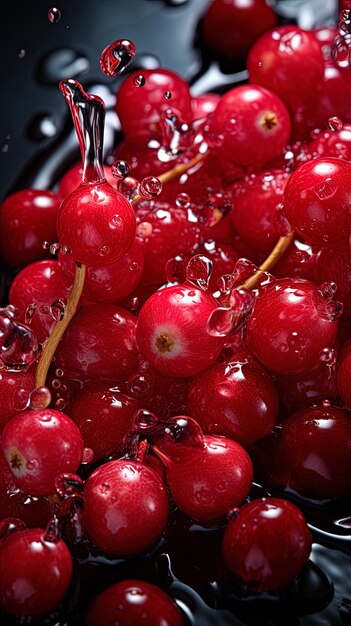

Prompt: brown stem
xmin=132 ymin=151 xmax=205 ymax=204
xmin=35 ymin=263 xmax=86 ymax=399
xmin=241 ymin=231 xmax=295 ymax=290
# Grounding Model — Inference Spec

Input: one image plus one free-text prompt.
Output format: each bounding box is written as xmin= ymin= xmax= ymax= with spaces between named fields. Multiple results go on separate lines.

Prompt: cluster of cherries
xmin=0 ymin=0 xmax=351 ymax=624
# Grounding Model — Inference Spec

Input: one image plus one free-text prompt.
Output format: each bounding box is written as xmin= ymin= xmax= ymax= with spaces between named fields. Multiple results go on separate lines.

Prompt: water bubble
xmin=25 ymin=303 xmax=37 ymax=325
xmin=117 ymin=176 xmax=139 ymax=201
xmin=50 ymin=299 xmax=66 ymax=322
xmin=128 ymin=373 xmax=152 ymax=398
xmin=29 ymin=387 xmax=51 ymax=410
xmin=82 ymin=447 xmax=94 ymax=464
xmin=314 ymin=178 xmax=337 ymax=200
xmin=100 ymin=39 xmax=136 ymax=77
xmin=165 ymin=255 xmax=187 ymax=284
xmin=47 ymin=7 xmax=61 ymax=23
xmin=98 ymin=482 xmax=111 ymax=495
xmin=50 ymin=242 xmax=61 ymax=255
xmin=109 ymin=214 xmax=123 ymax=229
xmin=318 ymin=300 xmax=343 ymax=321
xmin=26 ymin=459 xmax=39 ymax=471
xmin=163 ymin=91 xmax=172 ymax=100
xmin=52 ymin=379 xmax=60 ymax=390
xmin=43 ymin=518 xmax=61 ymax=544
xmin=320 ymin=347 xmax=337 ymax=364
xmin=55 ymin=368 xmax=64 ymax=378
xmin=139 ymin=176 xmax=162 ymax=199
xmin=130 ymin=261 xmax=139 ymax=271
xmin=0 ymin=311 xmax=38 ymax=370
xmin=42 ymin=241 xmax=50 ymax=250
xmin=18 ymin=49 xmax=26 ymax=59
xmin=13 ymin=387 xmax=31 ymax=412
xmin=55 ymin=397 xmax=66 ymax=410
xmin=133 ymin=74 xmax=146 ymax=87
xmin=318 ymin=281 xmax=337 ymax=301
xmin=322 ymin=399 xmax=332 ymax=408
xmin=137 ymin=221 xmax=153 ymax=237
xmin=176 ymin=192 xmax=191 ymax=208
xmin=111 ymin=159 xmax=130 ymax=179
xmin=327 ymin=117 xmax=343 ymax=132
xmin=134 ymin=408 xmax=159 ymax=430
xmin=98 ymin=244 xmax=110 ymax=257
xmin=186 ymin=254 xmax=213 ymax=290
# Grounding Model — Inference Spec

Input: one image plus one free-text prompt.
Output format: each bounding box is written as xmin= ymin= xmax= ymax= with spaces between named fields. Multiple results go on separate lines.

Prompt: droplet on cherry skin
xmin=99 ymin=39 xmax=136 ymax=77
xmin=186 ymin=254 xmax=213 ymax=290
xmin=139 ymin=176 xmax=163 ymax=199
xmin=327 ymin=116 xmax=343 ymax=131
xmin=29 ymin=387 xmax=52 ymax=410
xmin=111 ymin=159 xmax=130 ymax=179
xmin=133 ymin=74 xmax=146 ymax=87
xmin=47 ymin=7 xmax=61 ymax=23
xmin=176 ymin=192 xmax=191 ymax=208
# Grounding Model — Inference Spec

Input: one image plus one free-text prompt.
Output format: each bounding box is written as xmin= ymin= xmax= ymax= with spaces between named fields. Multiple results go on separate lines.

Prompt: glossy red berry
xmin=272 ymin=404 xmax=351 ymax=499
xmin=283 ymin=157 xmax=351 ymax=247
xmin=223 ymin=498 xmax=312 ymax=592
xmin=315 ymin=243 xmax=351 ymax=316
xmin=136 ymin=283 xmax=225 ymax=377
xmin=70 ymin=383 xmax=140 ymax=461
xmin=126 ymin=367 xmax=189 ymax=419
xmin=83 ymin=458 xmax=169 ymax=556
xmin=245 ymin=278 xmax=340 ymax=376
xmin=247 ymin=26 xmax=325 ymax=107
xmin=191 ymin=93 xmax=220 ymax=120
xmin=0 ymin=527 xmax=72 ymax=619
xmin=278 ymin=359 xmax=337 ymax=413
xmin=159 ymin=432 xmax=253 ymax=523
xmin=309 ymin=125 xmax=351 ymax=161
xmin=58 ymin=162 xmax=117 ymax=198
xmin=0 ymin=369 xmax=35 ymax=432
xmin=209 ymin=85 xmax=291 ymax=167
xmin=187 ymin=356 xmax=278 ymax=446
xmin=1 ymin=408 xmax=84 ymax=496
xmin=273 ymin=238 xmax=317 ymax=283
xmin=116 ymin=68 xmax=192 ymax=140
xmin=0 ymin=189 xmax=60 ymax=268
xmin=337 ymin=340 xmax=351 ymax=407
xmin=231 ymin=169 xmax=289 ymax=254
xmin=201 ymin=0 xmax=277 ymax=60
xmin=57 ymin=180 xmax=136 ymax=265
xmin=86 ymin=580 xmax=185 ymax=626
xmin=55 ymin=304 xmax=138 ymax=383
xmin=9 ymin=259 xmax=72 ymax=344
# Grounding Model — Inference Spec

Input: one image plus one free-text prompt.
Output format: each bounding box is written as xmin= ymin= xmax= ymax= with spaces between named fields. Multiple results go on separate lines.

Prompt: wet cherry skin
xmin=0 ymin=189 xmax=60 ymax=268
xmin=83 ymin=458 xmax=169 ymax=556
xmin=0 ymin=369 xmax=35 ymax=432
xmin=223 ymin=497 xmax=312 ymax=592
xmin=1 ymin=408 xmax=84 ymax=497
xmin=187 ymin=357 xmax=278 ymax=446
xmin=0 ymin=527 xmax=73 ymax=619
xmin=86 ymin=579 xmax=185 ymax=626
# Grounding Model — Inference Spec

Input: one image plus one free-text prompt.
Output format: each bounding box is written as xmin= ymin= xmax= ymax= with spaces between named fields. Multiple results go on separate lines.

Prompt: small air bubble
xmin=29 ymin=387 xmax=51 ymax=410
xmin=327 ymin=116 xmax=343 ymax=131
xmin=98 ymin=244 xmax=110 ymax=256
xmin=111 ymin=159 xmax=130 ymax=179
xmin=137 ymin=221 xmax=153 ymax=237
xmin=109 ymin=214 xmax=123 ymax=229
xmin=139 ymin=176 xmax=162 ymax=199
xmin=176 ymin=192 xmax=190 ymax=208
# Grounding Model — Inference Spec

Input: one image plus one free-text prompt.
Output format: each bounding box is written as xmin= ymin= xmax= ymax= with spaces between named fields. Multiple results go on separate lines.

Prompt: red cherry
xmin=278 ymin=359 xmax=337 ymax=413
xmin=0 ymin=189 xmax=60 ymax=268
xmin=59 ymin=236 xmax=145 ymax=304
xmin=315 ymin=243 xmax=351 ymax=316
xmin=209 ymin=85 xmax=291 ymax=167
xmin=273 ymin=238 xmax=317 ymax=283
xmin=9 ymin=259 xmax=72 ymax=344
xmin=271 ymin=404 xmax=351 ymax=499
xmin=70 ymin=383 xmax=140 ymax=461
xmin=116 ymin=68 xmax=192 ymax=141
xmin=223 ymin=497 xmax=312 ymax=592
xmin=247 ymin=26 xmax=325 ymax=107
xmin=160 ymin=432 xmax=253 ymax=524
xmin=195 ymin=240 xmax=240 ymax=293
xmin=283 ymin=157 xmax=351 ymax=247
xmin=0 ymin=527 xmax=72 ymax=618
xmin=309 ymin=125 xmax=351 ymax=161
xmin=191 ymin=93 xmax=221 ymax=120
xmin=126 ymin=367 xmax=189 ymax=420
xmin=136 ymin=283 xmax=225 ymax=377
xmin=0 ymin=369 xmax=34 ymax=432
xmin=337 ymin=340 xmax=351 ymax=407
xmin=136 ymin=200 xmax=197 ymax=286
xmin=1 ymin=408 xmax=84 ymax=496
xmin=201 ymin=0 xmax=277 ymax=60
xmin=54 ymin=304 xmax=138 ymax=383
xmin=245 ymin=278 xmax=340 ymax=376
xmin=86 ymin=580 xmax=185 ymax=626
xmin=187 ymin=356 xmax=278 ymax=446
xmin=57 ymin=180 xmax=136 ymax=265
xmin=230 ymin=169 xmax=289 ymax=254
xmin=83 ymin=458 xmax=169 ymax=556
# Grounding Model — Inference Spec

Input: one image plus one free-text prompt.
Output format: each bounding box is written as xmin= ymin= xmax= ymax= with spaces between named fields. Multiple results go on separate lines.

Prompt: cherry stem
xmin=240 ymin=231 xmax=295 ymax=290
xmin=132 ymin=151 xmax=205 ymax=204
xmin=34 ymin=262 xmax=86 ymax=400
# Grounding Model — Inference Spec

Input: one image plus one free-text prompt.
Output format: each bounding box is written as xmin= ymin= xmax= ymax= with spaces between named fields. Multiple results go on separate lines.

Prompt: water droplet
xmin=320 ymin=347 xmax=337 ymax=364
xmin=47 ymin=7 xmax=61 ymax=23
xmin=29 ymin=387 xmax=51 ymax=410
xmin=43 ymin=518 xmax=61 ymax=544
xmin=55 ymin=473 xmax=84 ymax=498
xmin=139 ymin=176 xmax=162 ymax=199
xmin=55 ymin=397 xmax=66 ymax=410
xmin=13 ymin=387 xmax=31 ymax=412
xmin=163 ymin=91 xmax=172 ymax=100
xmin=25 ymin=303 xmax=37 ymax=325
xmin=137 ymin=221 xmax=153 ymax=237
xmin=50 ymin=299 xmax=66 ymax=322
xmin=0 ymin=310 xmax=38 ymax=371
xmin=186 ymin=254 xmax=213 ymax=290
xmin=318 ymin=300 xmax=344 ymax=321
xmin=18 ymin=49 xmax=26 ymax=59
xmin=98 ymin=482 xmax=111 ymax=495
xmin=128 ymin=373 xmax=152 ymax=398
xmin=327 ymin=116 xmax=343 ymax=132
xmin=133 ymin=74 xmax=146 ymax=87
xmin=165 ymin=255 xmax=187 ymax=284
xmin=134 ymin=408 xmax=159 ymax=429
xmin=100 ymin=39 xmax=136 ymax=77
xmin=52 ymin=379 xmax=60 ymax=390
xmin=42 ymin=241 xmax=50 ymax=250
xmin=98 ymin=244 xmax=110 ymax=256
xmin=117 ymin=176 xmax=139 ymax=201
xmin=130 ymin=261 xmax=139 ymax=271
xmin=322 ymin=399 xmax=332 ymax=408
xmin=50 ymin=242 xmax=61 ymax=255
xmin=111 ymin=159 xmax=130 ymax=179
xmin=82 ymin=447 xmax=94 ymax=464
xmin=314 ymin=177 xmax=337 ymax=200
xmin=55 ymin=368 xmax=64 ymax=378
xmin=109 ymin=214 xmax=123 ymax=229
xmin=176 ymin=192 xmax=191 ymax=208
xmin=318 ymin=281 xmax=337 ymax=301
